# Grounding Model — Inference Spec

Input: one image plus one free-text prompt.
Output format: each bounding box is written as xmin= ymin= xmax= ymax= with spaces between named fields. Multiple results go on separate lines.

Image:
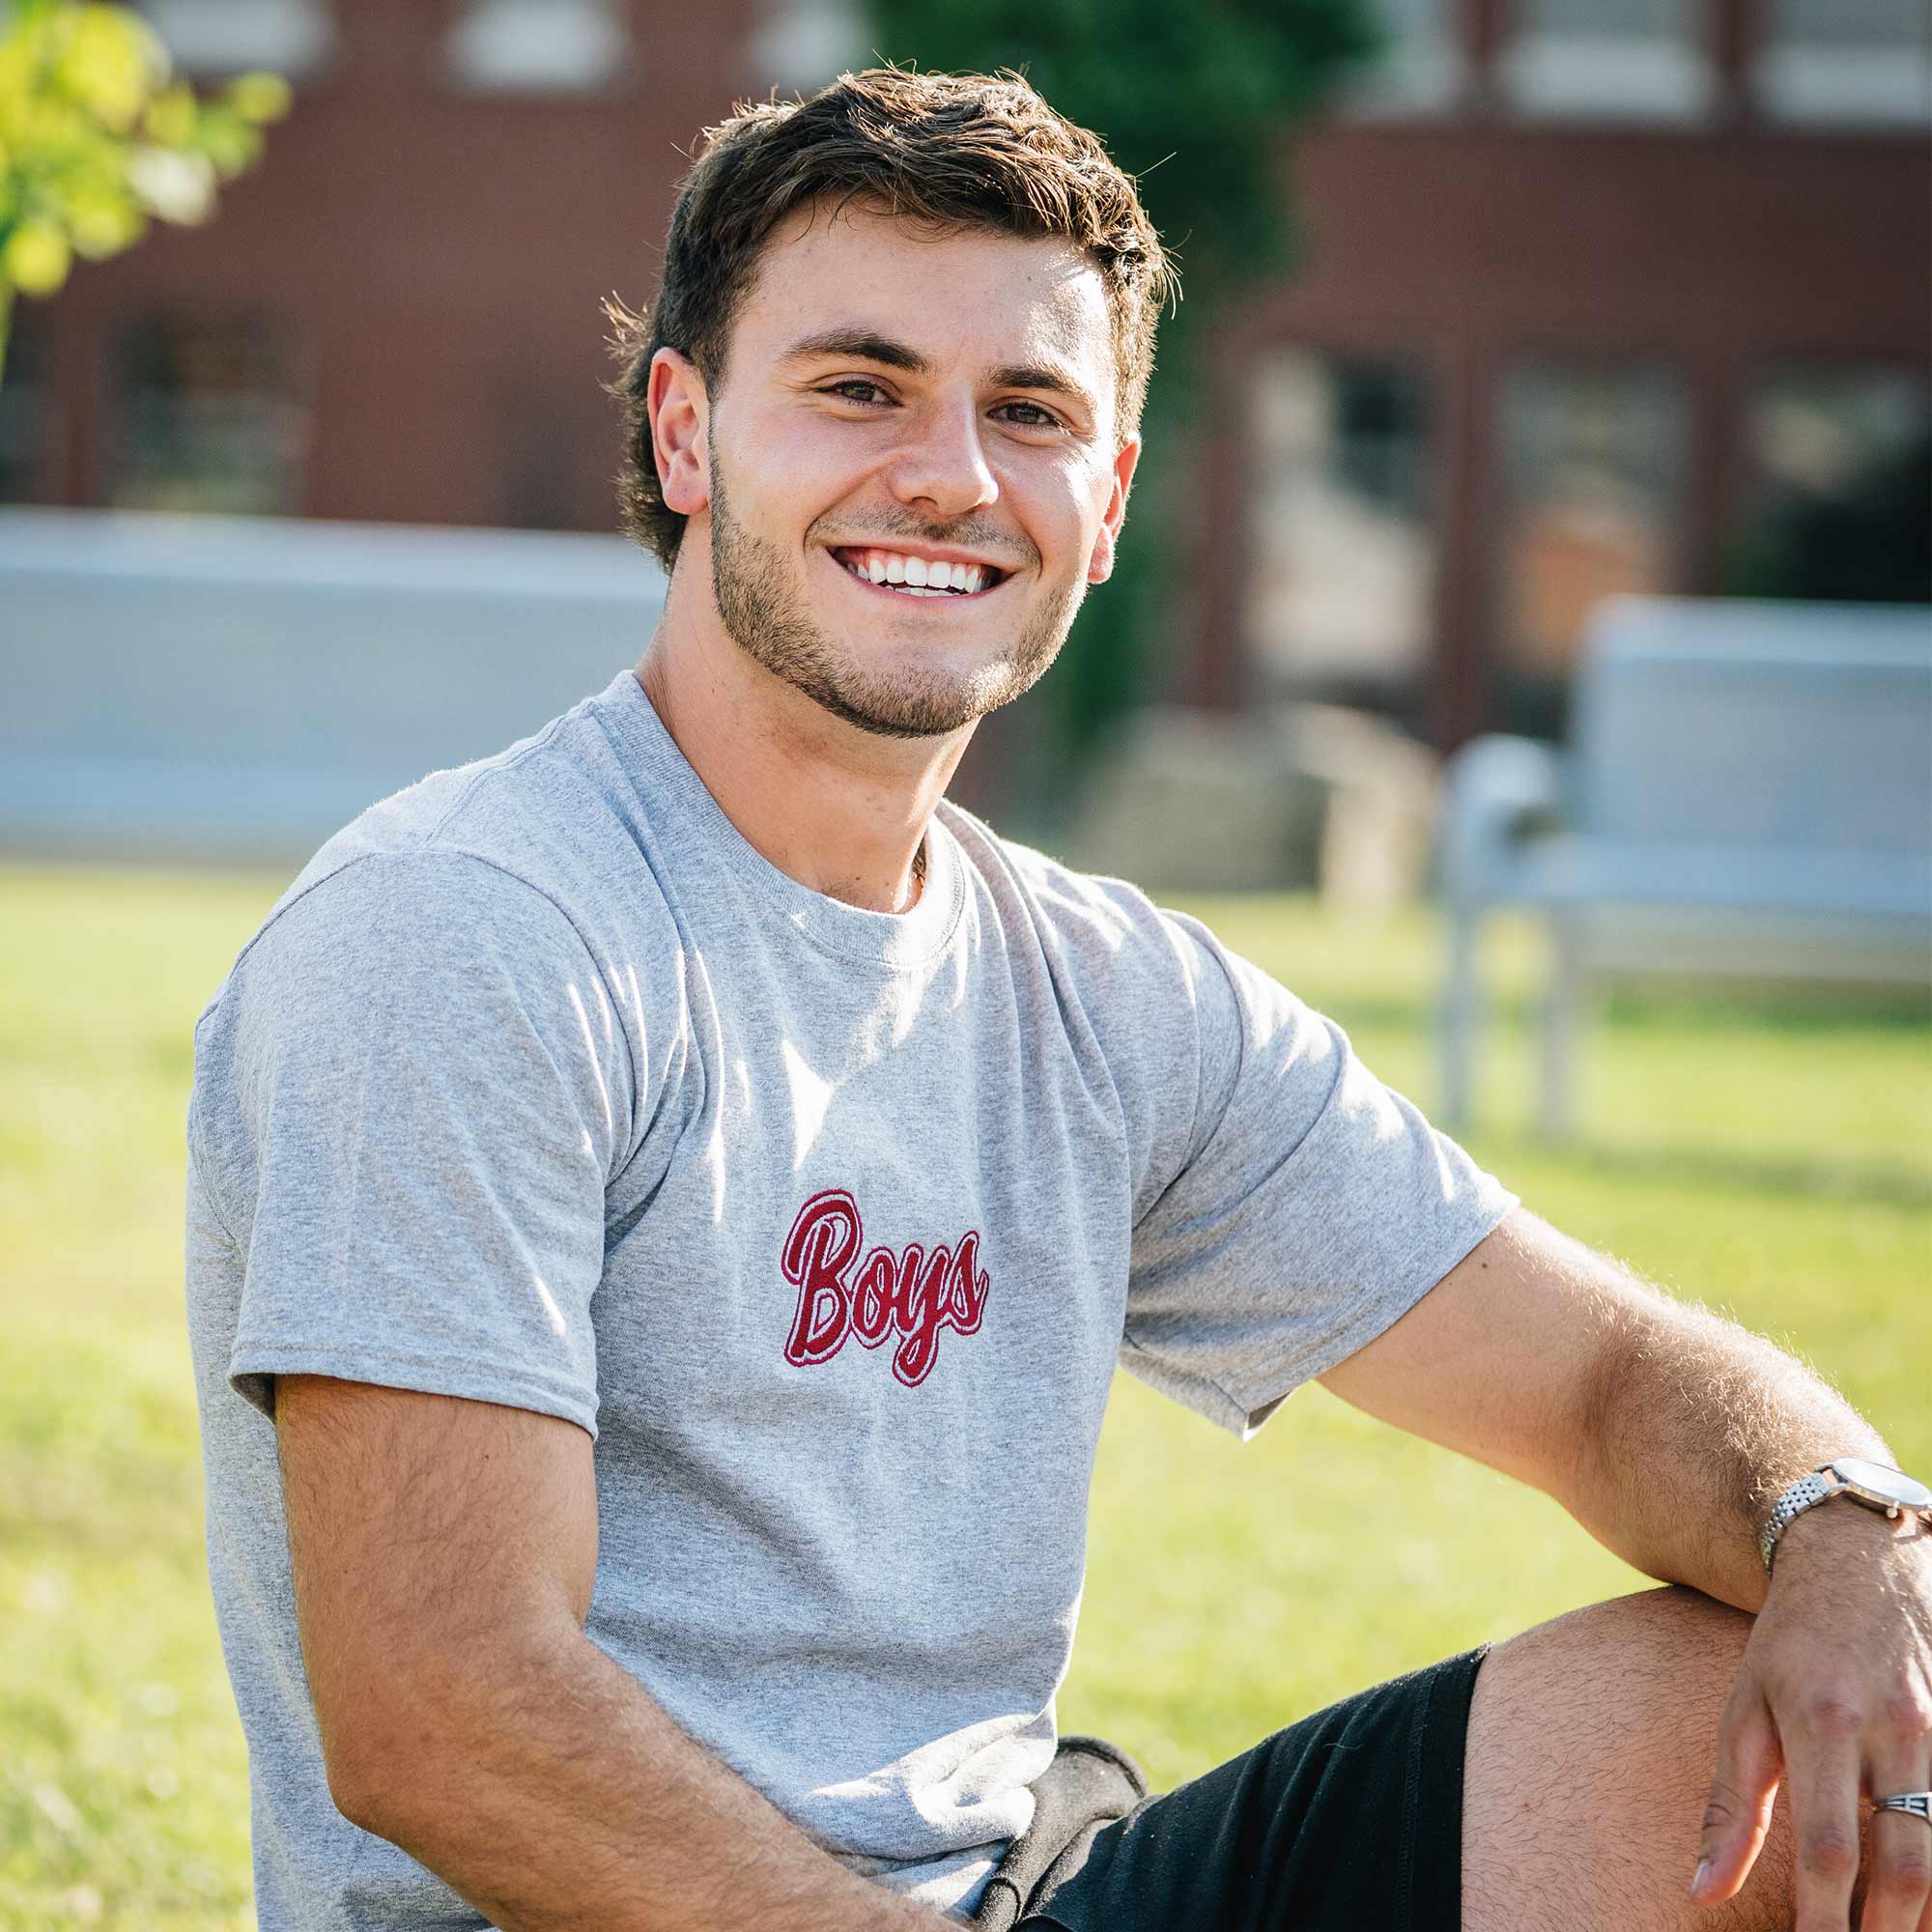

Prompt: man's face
xmin=656 ymin=202 xmax=1140 ymax=740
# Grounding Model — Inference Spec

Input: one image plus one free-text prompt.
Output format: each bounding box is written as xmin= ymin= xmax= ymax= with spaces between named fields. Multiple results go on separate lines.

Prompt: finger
xmin=1694 ymin=1687 xmax=1782 ymax=1903
xmin=1786 ymin=1702 xmax=1867 ymax=1932
xmin=1858 ymin=1748 xmax=1931 ymax=1932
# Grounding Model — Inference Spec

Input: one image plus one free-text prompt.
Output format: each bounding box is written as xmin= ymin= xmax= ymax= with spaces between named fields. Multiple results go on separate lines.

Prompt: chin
xmin=796 ymin=654 xmax=1034 ymax=740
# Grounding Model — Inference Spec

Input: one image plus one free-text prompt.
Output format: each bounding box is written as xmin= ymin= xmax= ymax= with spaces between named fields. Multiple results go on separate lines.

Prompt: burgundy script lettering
xmin=780 ymin=1190 xmax=991 ymax=1388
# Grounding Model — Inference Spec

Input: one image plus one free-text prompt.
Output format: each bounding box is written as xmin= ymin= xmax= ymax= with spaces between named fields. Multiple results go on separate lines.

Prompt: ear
xmin=1086 ymin=436 xmax=1141 ymax=585
xmin=648 ymin=347 xmax=710 ymax=518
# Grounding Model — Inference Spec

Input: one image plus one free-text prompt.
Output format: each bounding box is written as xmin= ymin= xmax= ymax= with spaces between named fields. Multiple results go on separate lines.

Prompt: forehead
xmin=727 ymin=200 xmax=1116 ymax=403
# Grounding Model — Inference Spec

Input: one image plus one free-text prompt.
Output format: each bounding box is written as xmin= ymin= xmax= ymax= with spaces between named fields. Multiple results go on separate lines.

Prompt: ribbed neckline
xmin=594 ymin=668 xmax=967 ymax=973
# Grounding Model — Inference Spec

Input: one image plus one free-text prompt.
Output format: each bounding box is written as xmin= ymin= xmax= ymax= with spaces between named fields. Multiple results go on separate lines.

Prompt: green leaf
xmin=63 ymin=182 xmax=144 ymax=257
xmin=50 ymin=4 xmax=170 ymax=133
xmin=0 ymin=0 xmax=290 ymax=336
xmin=191 ymin=102 xmax=259 ymax=179
xmin=140 ymin=77 xmax=195 ymax=148
xmin=225 ymin=71 xmax=292 ymax=126
xmin=4 ymin=215 xmax=71 ymax=294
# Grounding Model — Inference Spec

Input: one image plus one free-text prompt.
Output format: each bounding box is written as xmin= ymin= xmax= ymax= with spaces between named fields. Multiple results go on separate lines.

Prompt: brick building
xmin=7 ymin=0 xmax=1928 ymax=752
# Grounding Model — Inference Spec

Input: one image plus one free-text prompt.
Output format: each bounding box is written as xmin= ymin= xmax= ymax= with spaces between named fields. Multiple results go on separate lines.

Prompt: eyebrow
xmin=776 ymin=327 xmax=1100 ymax=423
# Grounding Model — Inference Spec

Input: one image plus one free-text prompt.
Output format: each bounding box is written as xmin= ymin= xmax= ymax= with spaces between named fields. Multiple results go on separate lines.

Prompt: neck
xmin=635 ymin=577 xmax=973 ymax=917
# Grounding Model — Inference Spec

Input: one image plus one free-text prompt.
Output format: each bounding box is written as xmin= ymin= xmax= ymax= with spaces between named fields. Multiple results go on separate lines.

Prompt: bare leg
xmin=1463 ymin=1584 xmax=1875 ymax=1931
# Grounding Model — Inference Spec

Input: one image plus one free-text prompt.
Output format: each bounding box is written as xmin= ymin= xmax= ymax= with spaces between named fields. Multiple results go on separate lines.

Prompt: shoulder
xmin=195 ymin=853 xmax=607 ymax=1114
xmin=215 ymin=684 xmax=685 ymax=1023
xmin=937 ymin=801 xmax=1236 ymax=1010
xmin=301 ymin=679 xmax=656 ymax=915
xmin=196 ymin=780 xmax=689 ymax=1148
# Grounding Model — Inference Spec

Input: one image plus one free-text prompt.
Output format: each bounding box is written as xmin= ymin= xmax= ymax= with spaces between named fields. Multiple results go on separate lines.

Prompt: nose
xmin=884 ymin=396 xmax=999 ymax=522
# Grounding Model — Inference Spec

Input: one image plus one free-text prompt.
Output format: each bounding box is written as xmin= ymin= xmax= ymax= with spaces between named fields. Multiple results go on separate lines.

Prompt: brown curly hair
xmin=603 ymin=67 xmax=1177 ymax=573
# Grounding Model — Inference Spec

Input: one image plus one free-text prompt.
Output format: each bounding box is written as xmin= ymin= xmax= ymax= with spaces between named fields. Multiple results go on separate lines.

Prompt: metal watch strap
xmin=1759 ymin=1470 xmax=1835 ymax=1575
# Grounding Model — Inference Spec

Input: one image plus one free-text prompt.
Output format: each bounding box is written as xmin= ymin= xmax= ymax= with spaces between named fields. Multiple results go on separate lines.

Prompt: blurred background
xmin=2 ymin=2 xmax=1928 ymax=1925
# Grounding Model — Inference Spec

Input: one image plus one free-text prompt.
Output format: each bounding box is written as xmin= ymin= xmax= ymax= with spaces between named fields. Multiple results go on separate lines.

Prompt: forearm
xmin=1571 ymin=1281 xmax=1895 ymax=1614
xmin=338 ymin=1624 xmax=941 ymax=1932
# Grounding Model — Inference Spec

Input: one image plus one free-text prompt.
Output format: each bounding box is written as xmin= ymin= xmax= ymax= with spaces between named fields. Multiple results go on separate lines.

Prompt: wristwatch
xmin=1759 ymin=1458 xmax=1932 ymax=1575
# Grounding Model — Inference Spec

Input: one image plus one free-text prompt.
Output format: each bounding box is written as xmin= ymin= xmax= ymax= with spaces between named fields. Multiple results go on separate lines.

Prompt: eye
xmin=993 ymin=400 xmax=1064 ymax=430
xmin=819 ymin=380 xmax=893 ymax=407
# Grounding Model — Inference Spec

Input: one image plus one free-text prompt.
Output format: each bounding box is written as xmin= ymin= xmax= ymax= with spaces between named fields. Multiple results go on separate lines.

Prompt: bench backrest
xmin=2 ymin=507 xmax=667 ymax=862
xmin=1572 ymin=596 xmax=1932 ymax=860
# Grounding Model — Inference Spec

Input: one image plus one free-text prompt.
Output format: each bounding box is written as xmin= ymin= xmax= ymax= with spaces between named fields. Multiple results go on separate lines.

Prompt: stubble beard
xmin=707 ymin=449 xmax=1082 ymax=741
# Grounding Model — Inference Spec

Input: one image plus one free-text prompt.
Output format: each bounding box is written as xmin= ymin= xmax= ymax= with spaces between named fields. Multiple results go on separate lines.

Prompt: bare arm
xmin=276 ymin=1375 xmax=939 ymax=1932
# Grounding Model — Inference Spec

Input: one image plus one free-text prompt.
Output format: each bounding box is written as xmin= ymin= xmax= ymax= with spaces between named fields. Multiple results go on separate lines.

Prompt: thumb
xmin=1691 ymin=1688 xmax=1781 ymax=1904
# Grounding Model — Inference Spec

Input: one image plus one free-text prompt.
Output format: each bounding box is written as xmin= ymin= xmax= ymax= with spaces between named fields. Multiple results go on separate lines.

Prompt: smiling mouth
xmin=827 ymin=549 xmax=1020 ymax=599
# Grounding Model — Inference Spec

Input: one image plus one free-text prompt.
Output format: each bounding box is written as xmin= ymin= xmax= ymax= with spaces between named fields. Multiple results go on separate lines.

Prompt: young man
xmin=185 ymin=68 xmax=1930 ymax=1932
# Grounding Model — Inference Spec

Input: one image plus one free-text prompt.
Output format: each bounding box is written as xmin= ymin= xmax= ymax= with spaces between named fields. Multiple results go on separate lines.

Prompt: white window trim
xmin=748 ymin=0 xmax=866 ymax=93
xmin=1753 ymin=44 xmax=1932 ymax=128
xmin=1497 ymin=32 xmax=1716 ymax=124
xmin=142 ymin=0 xmax=334 ymax=77
xmin=445 ymin=0 xmax=633 ymax=96
xmin=1338 ymin=38 xmax=1468 ymax=120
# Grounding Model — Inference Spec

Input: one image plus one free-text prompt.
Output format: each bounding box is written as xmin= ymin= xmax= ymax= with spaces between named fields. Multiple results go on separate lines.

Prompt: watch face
xmin=1831 ymin=1458 xmax=1932 ymax=1510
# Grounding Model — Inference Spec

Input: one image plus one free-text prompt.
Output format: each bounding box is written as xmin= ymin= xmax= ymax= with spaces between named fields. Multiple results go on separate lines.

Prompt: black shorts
xmin=975 ymin=1643 xmax=1491 ymax=1932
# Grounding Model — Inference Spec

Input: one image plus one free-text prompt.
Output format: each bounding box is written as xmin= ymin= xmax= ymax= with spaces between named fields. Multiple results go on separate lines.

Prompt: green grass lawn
xmin=3 ymin=864 xmax=1927 ymax=1928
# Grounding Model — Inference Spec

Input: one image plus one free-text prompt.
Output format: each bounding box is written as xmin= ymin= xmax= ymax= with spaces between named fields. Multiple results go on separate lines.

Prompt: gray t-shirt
xmin=185 ymin=667 xmax=1517 ymax=1929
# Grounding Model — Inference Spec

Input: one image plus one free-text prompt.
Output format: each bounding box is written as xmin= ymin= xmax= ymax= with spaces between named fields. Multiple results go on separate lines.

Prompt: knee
xmin=1470 ymin=1583 xmax=1756 ymax=1810
xmin=1464 ymin=1587 xmax=1784 ymax=1930
xmin=1617 ymin=1583 xmax=1755 ymax=1677
xmin=1492 ymin=1583 xmax=1754 ymax=1720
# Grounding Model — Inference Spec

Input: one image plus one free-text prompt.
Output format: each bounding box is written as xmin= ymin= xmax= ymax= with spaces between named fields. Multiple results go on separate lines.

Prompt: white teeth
xmin=841 ymin=549 xmax=996 ymax=594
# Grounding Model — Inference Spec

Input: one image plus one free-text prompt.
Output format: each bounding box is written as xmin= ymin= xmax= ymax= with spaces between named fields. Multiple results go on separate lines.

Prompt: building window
xmin=445 ymin=0 xmax=631 ymax=93
xmin=110 ymin=316 xmax=307 ymax=517
xmin=1496 ymin=0 xmax=1714 ymax=124
xmin=0 ymin=323 xmax=54 ymax=503
xmin=748 ymin=0 xmax=867 ymax=92
xmin=1245 ymin=349 xmax=1436 ymax=725
xmin=1753 ymin=0 xmax=1932 ymax=129
xmin=1725 ymin=368 xmax=1932 ymax=605
xmin=1337 ymin=0 xmax=1467 ymax=118
xmin=137 ymin=0 xmax=334 ymax=77
xmin=1495 ymin=362 xmax=1690 ymax=738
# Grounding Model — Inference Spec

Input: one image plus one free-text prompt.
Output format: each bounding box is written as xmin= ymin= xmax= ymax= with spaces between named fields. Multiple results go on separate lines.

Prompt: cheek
xmin=996 ymin=455 xmax=1102 ymax=566
xmin=715 ymin=413 xmax=835 ymax=522
xmin=732 ymin=415 xmax=878 ymax=525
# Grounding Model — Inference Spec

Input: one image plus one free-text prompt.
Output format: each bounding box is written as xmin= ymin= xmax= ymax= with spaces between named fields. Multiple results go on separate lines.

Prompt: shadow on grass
xmin=1601 ymin=983 xmax=1932 ymax=1034
xmin=1319 ymin=984 xmax=1932 ymax=1041
xmin=1509 ymin=1138 xmax=1932 ymax=1212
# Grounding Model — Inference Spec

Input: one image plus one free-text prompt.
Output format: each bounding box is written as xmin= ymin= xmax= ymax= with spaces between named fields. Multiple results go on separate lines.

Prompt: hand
xmin=1692 ymin=1501 xmax=1932 ymax=1931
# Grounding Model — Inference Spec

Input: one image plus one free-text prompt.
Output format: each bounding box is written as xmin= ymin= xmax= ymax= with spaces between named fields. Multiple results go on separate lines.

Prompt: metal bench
xmin=0 ymin=507 xmax=666 ymax=865
xmin=1438 ymin=595 xmax=1932 ymax=1136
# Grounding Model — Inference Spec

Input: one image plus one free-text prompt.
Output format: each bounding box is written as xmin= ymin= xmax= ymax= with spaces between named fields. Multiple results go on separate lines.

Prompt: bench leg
xmin=1441 ymin=908 xmax=1481 ymax=1132
xmin=1540 ymin=921 xmax=1584 ymax=1140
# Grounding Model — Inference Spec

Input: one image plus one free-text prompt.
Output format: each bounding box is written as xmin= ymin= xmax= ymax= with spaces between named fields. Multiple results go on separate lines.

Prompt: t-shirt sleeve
xmin=1122 ymin=909 xmax=1518 ymax=1438
xmin=193 ymin=850 xmax=635 ymax=1436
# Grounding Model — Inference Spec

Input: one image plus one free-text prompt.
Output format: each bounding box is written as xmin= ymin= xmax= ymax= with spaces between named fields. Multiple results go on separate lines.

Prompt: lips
xmin=828 ymin=545 xmax=1011 ymax=599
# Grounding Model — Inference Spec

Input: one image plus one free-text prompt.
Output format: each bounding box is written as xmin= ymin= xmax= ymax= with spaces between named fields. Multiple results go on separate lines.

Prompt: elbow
xmin=326 ymin=1763 xmax=388 ymax=1838
xmin=312 ymin=1656 xmax=482 ymax=1843
xmin=313 ymin=1623 xmax=582 ymax=1843
xmin=318 ymin=1697 xmax=425 ymax=1839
